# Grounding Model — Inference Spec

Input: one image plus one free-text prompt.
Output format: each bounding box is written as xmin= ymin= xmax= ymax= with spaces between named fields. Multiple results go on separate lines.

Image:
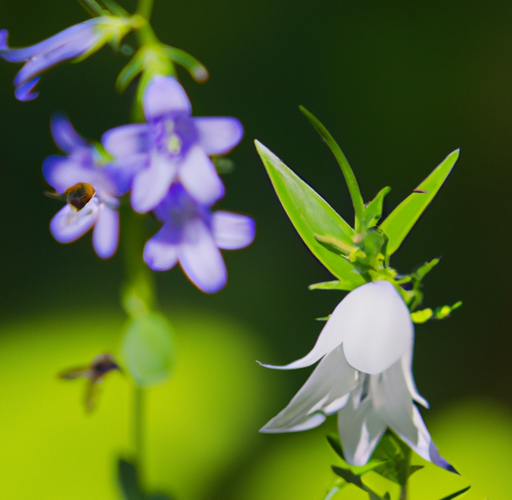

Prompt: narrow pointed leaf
xmin=117 ymin=52 xmax=144 ymax=92
xmin=299 ymin=106 xmax=365 ymax=230
xmin=364 ymin=186 xmax=391 ymax=228
xmin=255 ymin=140 xmax=365 ymax=285
xmin=309 ymin=280 xmax=357 ymax=291
xmin=380 ymin=150 xmax=459 ymax=255
xmin=439 ymin=486 xmax=471 ymax=500
xmin=326 ymin=433 xmax=345 ymax=459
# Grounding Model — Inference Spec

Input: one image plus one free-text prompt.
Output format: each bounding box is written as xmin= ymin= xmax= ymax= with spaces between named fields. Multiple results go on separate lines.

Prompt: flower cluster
xmin=260 ymin=282 xmax=454 ymax=471
xmin=44 ymin=76 xmax=254 ymax=293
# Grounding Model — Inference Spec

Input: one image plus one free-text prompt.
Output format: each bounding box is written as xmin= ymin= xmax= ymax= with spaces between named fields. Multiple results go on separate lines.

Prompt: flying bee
xmin=59 ymin=353 xmax=122 ymax=412
xmin=45 ymin=182 xmax=96 ymax=211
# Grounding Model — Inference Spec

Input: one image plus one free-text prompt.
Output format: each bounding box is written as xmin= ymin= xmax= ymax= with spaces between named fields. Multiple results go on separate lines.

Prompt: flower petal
xmin=212 ymin=211 xmax=255 ymax=250
xmin=143 ymin=76 xmax=191 ymax=122
xmin=370 ymin=359 xmax=418 ymax=444
xmin=395 ymin=406 xmax=457 ymax=473
xmin=92 ymin=205 xmax=119 ymax=259
xmin=260 ymin=292 xmax=355 ymax=370
xmin=401 ymin=343 xmax=429 ymax=408
xmin=51 ymin=114 xmax=88 ymax=154
xmin=144 ymin=225 xmax=180 ymax=271
xmin=102 ymin=123 xmax=150 ymax=159
xmin=131 ymin=154 xmax=176 ymax=213
xmin=341 ymin=282 xmax=413 ymax=374
xmin=14 ymin=77 xmax=39 ymax=101
xmin=178 ymin=217 xmax=226 ymax=293
xmin=42 ymin=154 xmax=97 ymax=193
xmin=260 ymin=346 xmax=358 ymax=433
xmin=179 ymin=146 xmax=225 ymax=205
xmin=337 ymin=396 xmax=387 ymax=466
xmin=50 ymin=201 xmax=99 ymax=243
xmin=193 ymin=117 xmax=243 ymax=154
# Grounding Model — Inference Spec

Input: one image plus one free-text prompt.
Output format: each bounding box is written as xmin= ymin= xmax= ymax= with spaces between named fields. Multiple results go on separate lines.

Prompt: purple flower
xmin=43 ymin=115 xmax=132 ymax=259
xmin=144 ymin=183 xmax=255 ymax=293
xmin=0 ymin=16 xmax=134 ymax=101
xmin=102 ymin=76 xmax=243 ymax=213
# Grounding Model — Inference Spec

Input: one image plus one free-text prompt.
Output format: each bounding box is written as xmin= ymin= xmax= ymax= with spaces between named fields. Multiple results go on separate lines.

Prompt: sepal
xmin=411 ymin=301 xmax=462 ymax=324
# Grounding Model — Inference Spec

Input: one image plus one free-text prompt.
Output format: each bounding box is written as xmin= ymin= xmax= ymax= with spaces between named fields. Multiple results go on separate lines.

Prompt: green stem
xmin=136 ymin=0 xmax=154 ymax=20
xmin=133 ymin=386 xmax=145 ymax=470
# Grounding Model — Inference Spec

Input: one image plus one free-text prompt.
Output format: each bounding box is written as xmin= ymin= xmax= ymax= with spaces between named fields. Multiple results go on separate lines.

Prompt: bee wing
xmin=85 ymin=377 xmax=103 ymax=413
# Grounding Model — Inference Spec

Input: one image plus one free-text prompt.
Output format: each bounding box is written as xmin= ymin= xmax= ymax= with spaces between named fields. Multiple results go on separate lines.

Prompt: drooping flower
xmin=260 ymin=282 xmax=453 ymax=471
xmin=0 ymin=16 xmax=136 ymax=101
xmin=102 ymin=75 xmax=243 ymax=213
xmin=43 ymin=115 xmax=132 ymax=259
xmin=143 ymin=182 xmax=255 ymax=293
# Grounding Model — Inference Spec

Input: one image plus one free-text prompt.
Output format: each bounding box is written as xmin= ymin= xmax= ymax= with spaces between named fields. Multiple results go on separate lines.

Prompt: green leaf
xmin=439 ymin=486 xmax=471 ymax=500
xmin=309 ymin=280 xmax=357 ymax=291
xmin=331 ymin=466 xmax=383 ymax=500
xmin=255 ymin=140 xmax=365 ymax=286
xmin=120 ymin=312 xmax=175 ymax=387
xmin=326 ymin=433 xmax=345 ymax=459
xmin=414 ymin=257 xmax=441 ymax=279
xmin=364 ymin=187 xmax=391 ymax=228
xmin=408 ymin=465 xmax=424 ymax=477
xmin=299 ymin=106 xmax=365 ymax=231
xmin=380 ymin=149 xmax=459 ymax=255
xmin=370 ymin=431 xmax=411 ymax=486
xmin=118 ymin=459 xmax=144 ymax=500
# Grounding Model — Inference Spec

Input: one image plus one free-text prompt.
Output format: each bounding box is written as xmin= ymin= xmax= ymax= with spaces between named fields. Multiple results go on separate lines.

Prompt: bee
xmin=59 ymin=353 xmax=121 ymax=412
xmin=45 ymin=182 xmax=96 ymax=211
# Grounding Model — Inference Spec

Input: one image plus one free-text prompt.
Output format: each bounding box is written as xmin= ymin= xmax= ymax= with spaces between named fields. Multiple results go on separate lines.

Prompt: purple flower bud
xmin=0 ymin=17 xmax=134 ymax=101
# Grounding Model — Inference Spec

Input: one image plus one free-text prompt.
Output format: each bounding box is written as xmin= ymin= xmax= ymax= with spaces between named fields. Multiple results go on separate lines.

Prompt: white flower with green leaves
xmin=260 ymin=281 xmax=454 ymax=471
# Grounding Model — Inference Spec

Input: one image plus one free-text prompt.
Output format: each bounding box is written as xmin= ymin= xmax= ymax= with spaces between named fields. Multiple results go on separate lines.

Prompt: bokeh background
xmin=1 ymin=0 xmax=511 ymax=499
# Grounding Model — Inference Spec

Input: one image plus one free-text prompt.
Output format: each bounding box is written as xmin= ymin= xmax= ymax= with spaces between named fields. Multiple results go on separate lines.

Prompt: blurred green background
xmin=1 ymin=0 xmax=512 ymax=498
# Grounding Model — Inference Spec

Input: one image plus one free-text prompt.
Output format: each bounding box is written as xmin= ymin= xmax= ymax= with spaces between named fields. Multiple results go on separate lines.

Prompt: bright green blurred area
xmin=1 ymin=0 xmax=512 ymax=498
xmin=1 ymin=312 xmax=511 ymax=499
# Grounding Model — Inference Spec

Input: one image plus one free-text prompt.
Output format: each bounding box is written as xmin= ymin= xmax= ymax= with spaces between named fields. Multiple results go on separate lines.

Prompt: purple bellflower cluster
xmin=43 ymin=76 xmax=254 ymax=293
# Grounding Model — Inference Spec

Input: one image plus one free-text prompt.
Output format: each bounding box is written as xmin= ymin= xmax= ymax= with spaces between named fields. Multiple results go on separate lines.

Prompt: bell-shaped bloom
xmin=43 ymin=115 xmax=132 ymax=259
xmin=0 ymin=16 xmax=134 ymax=101
xmin=102 ymin=75 xmax=243 ymax=213
xmin=143 ymin=182 xmax=255 ymax=293
xmin=260 ymin=282 xmax=454 ymax=471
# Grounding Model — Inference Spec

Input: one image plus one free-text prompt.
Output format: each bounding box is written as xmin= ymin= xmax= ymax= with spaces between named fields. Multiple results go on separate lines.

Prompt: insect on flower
xmin=45 ymin=182 xmax=96 ymax=211
xmin=59 ymin=353 xmax=122 ymax=412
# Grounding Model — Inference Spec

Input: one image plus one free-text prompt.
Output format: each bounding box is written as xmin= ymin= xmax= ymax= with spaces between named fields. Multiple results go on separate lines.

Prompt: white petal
xmin=337 ymin=396 xmax=387 ymax=466
xmin=178 ymin=217 xmax=227 ymax=293
xmin=401 ymin=343 xmax=429 ymax=408
xmin=341 ymin=282 xmax=413 ymax=374
xmin=178 ymin=146 xmax=225 ymax=205
xmin=260 ymin=346 xmax=358 ymax=433
xmin=259 ymin=295 xmax=355 ymax=370
xmin=92 ymin=205 xmax=118 ymax=259
xmin=50 ymin=201 xmax=99 ymax=243
xmin=395 ymin=406 xmax=456 ymax=472
xmin=212 ymin=211 xmax=255 ymax=249
xmin=370 ymin=359 xmax=418 ymax=444
xmin=131 ymin=154 xmax=176 ymax=213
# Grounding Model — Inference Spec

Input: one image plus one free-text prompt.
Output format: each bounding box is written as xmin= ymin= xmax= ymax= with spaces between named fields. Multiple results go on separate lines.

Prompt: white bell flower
xmin=260 ymin=281 xmax=453 ymax=470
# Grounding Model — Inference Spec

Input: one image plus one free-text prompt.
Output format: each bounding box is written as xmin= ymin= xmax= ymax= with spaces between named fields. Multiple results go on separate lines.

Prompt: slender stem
xmin=133 ymin=386 xmax=145 ymax=470
xmin=136 ymin=0 xmax=154 ymax=20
